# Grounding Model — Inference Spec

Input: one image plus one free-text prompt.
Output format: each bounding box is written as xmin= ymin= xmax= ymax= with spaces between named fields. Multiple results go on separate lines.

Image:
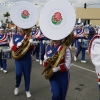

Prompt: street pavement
xmin=0 ymin=49 xmax=99 ymax=100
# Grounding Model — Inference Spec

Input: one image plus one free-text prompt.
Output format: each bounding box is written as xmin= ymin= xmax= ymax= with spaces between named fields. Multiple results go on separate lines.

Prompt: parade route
xmin=0 ymin=49 xmax=99 ymax=100
xmin=72 ymin=63 xmax=96 ymax=73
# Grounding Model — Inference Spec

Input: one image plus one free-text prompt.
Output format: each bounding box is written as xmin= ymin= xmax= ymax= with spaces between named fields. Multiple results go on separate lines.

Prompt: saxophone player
xmin=39 ymin=0 xmax=76 ymax=99
xmin=43 ymin=39 xmax=72 ymax=100
xmin=9 ymin=27 xmax=34 ymax=98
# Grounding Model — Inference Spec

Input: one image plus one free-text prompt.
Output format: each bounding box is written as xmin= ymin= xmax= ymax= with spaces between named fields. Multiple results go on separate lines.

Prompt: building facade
xmin=76 ymin=8 xmax=100 ymax=26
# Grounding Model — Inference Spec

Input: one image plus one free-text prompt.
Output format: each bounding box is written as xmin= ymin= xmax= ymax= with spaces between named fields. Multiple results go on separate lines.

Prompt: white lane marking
xmin=71 ymin=63 xmax=96 ymax=73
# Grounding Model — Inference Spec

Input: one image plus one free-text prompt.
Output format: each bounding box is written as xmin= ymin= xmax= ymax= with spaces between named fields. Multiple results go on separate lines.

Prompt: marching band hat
xmin=0 ymin=26 xmax=4 ymax=30
xmin=75 ymin=25 xmax=78 ymax=28
xmin=81 ymin=23 xmax=84 ymax=26
xmin=32 ymin=26 xmax=36 ymax=28
xmin=10 ymin=28 xmax=16 ymax=31
xmin=5 ymin=28 xmax=9 ymax=30
xmin=36 ymin=26 xmax=40 ymax=30
xmin=85 ymin=24 xmax=89 ymax=27
xmin=89 ymin=23 xmax=92 ymax=26
xmin=8 ymin=28 xmax=11 ymax=30
xmin=77 ymin=18 xmax=83 ymax=26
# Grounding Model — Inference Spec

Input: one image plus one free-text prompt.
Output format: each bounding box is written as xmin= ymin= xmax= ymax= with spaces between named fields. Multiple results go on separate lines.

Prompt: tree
xmin=4 ymin=12 xmax=10 ymax=24
xmin=4 ymin=12 xmax=10 ymax=19
xmin=5 ymin=19 xmax=8 ymax=23
xmin=1 ymin=20 xmax=3 ymax=24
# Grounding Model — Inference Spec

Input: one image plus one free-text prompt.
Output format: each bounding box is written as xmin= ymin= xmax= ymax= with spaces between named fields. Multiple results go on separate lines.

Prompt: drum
xmin=33 ymin=40 xmax=40 ymax=47
xmin=1 ymin=47 xmax=12 ymax=59
xmin=84 ymin=27 xmax=89 ymax=34
xmin=81 ymin=39 xmax=90 ymax=48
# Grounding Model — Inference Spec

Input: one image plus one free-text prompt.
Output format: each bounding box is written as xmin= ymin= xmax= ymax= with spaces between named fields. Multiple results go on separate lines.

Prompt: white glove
xmin=47 ymin=40 xmax=50 ymax=44
xmin=9 ymin=38 xmax=13 ymax=49
xmin=44 ymin=54 xmax=50 ymax=61
xmin=33 ymin=41 xmax=36 ymax=44
xmin=21 ymin=39 xmax=24 ymax=43
xmin=43 ymin=40 xmax=45 ymax=44
xmin=24 ymin=35 xmax=28 ymax=39
xmin=37 ymin=40 xmax=39 ymax=43
xmin=29 ymin=39 xmax=34 ymax=44
xmin=17 ymin=42 xmax=22 ymax=48
xmin=52 ymin=66 xmax=60 ymax=72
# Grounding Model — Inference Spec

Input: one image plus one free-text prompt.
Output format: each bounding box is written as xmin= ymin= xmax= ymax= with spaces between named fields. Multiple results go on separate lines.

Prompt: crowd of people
xmin=71 ymin=20 xmax=99 ymax=63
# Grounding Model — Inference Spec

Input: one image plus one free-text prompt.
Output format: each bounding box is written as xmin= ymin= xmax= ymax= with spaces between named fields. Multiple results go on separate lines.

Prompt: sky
xmin=0 ymin=0 xmax=100 ymax=22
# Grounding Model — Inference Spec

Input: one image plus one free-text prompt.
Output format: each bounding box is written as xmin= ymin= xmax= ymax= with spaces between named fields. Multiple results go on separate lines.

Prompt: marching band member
xmin=39 ymin=0 xmax=76 ymax=99
xmin=5 ymin=28 xmax=11 ymax=42
xmin=38 ymin=29 xmax=50 ymax=65
xmin=88 ymin=28 xmax=100 ymax=99
xmin=71 ymin=25 xmax=77 ymax=49
xmin=11 ymin=28 xmax=17 ymax=37
xmin=9 ymin=27 xmax=34 ymax=98
xmin=0 ymin=26 xmax=9 ymax=73
xmin=74 ymin=19 xmax=87 ymax=63
xmin=31 ymin=26 xmax=40 ymax=61
xmin=88 ymin=23 xmax=96 ymax=41
xmin=43 ymin=39 xmax=72 ymax=100
xmin=37 ymin=30 xmax=45 ymax=65
xmin=96 ymin=26 xmax=100 ymax=34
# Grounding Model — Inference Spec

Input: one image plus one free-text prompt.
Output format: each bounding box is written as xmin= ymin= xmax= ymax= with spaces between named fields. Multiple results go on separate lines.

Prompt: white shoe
xmin=74 ymin=55 xmax=77 ymax=61
xmin=69 ymin=45 xmax=72 ymax=49
xmin=40 ymin=60 xmax=43 ymax=65
xmin=36 ymin=59 xmax=39 ymax=62
xmin=86 ymin=50 xmax=88 ymax=52
xmin=75 ymin=47 xmax=77 ymax=50
xmin=3 ymin=70 xmax=7 ymax=73
xmin=81 ymin=60 xmax=87 ymax=63
xmin=1 ymin=68 xmax=3 ymax=71
xmin=14 ymin=88 xmax=19 ymax=95
xmin=26 ymin=91 xmax=31 ymax=98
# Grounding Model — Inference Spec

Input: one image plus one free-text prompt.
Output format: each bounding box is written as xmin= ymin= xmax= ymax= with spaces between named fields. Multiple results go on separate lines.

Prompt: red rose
xmin=22 ymin=10 xmax=29 ymax=16
xmin=54 ymin=12 xmax=62 ymax=22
